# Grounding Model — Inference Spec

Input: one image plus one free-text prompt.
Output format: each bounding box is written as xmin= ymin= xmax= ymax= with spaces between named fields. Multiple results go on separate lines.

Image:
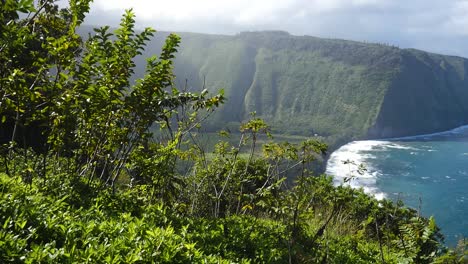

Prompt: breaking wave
xmin=326 ymin=140 xmax=391 ymax=200
xmin=326 ymin=124 xmax=468 ymax=201
xmin=386 ymin=125 xmax=468 ymax=141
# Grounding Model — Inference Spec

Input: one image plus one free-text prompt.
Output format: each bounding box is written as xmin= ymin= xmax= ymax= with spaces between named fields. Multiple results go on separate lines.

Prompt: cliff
xmin=105 ymin=29 xmax=468 ymax=147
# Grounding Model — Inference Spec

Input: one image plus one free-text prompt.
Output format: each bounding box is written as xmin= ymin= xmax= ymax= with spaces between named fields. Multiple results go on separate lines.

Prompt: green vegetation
xmin=1 ymin=1 xmax=467 ymax=263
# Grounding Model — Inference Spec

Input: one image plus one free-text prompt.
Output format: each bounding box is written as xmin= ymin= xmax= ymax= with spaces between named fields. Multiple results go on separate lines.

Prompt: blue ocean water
xmin=326 ymin=126 xmax=468 ymax=246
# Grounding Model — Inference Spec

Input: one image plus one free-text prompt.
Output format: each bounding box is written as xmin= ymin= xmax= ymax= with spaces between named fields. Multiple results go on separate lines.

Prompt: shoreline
xmin=324 ymin=123 xmax=468 ymax=172
xmin=325 ymin=128 xmax=468 ymax=246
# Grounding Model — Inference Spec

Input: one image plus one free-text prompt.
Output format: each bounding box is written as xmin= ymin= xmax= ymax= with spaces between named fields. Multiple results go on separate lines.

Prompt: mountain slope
xmin=91 ymin=28 xmax=468 ymax=147
xmin=368 ymin=49 xmax=468 ymax=139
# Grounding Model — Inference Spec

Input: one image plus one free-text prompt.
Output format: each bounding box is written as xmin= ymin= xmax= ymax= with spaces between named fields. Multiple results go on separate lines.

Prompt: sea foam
xmin=326 ymin=140 xmax=391 ymax=200
xmin=386 ymin=124 xmax=468 ymax=141
xmin=327 ymin=124 xmax=468 ymax=201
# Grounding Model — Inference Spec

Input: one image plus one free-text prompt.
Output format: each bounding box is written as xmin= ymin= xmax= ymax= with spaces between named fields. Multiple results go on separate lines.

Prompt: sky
xmin=83 ymin=0 xmax=468 ymax=57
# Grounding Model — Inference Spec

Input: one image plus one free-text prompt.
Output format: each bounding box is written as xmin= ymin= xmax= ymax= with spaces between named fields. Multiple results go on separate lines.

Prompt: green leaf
xmin=3 ymin=216 xmax=11 ymax=229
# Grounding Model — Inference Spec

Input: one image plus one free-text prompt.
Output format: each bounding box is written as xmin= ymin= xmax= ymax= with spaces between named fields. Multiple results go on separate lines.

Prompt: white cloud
xmin=85 ymin=0 xmax=468 ymax=57
xmin=444 ymin=1 xmax=468 ymax=36
xmin=89 ymin=0 xmax=397 ymax=23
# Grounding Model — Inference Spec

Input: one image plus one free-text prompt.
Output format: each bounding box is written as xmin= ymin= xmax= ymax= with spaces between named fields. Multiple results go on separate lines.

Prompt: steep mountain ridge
xmin=80 ymin=26 xmax=468 ymax=147
xmin=368 ymin=49 xmax=468 ymax=139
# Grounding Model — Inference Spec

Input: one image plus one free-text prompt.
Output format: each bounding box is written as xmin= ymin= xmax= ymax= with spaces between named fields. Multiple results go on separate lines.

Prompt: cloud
xmin=84 ymin=0 xmax=468 ymax=57
xmin=88 ymin=0 xmax=394 ymax=23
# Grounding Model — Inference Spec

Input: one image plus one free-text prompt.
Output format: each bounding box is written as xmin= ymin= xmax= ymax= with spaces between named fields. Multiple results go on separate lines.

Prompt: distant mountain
xmin=80 ymin=27 xmax=468 ymax=148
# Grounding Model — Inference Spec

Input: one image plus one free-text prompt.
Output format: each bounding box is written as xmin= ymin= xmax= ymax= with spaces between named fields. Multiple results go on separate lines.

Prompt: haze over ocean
xmin=327 ymin=126 xmax=468 ymax=246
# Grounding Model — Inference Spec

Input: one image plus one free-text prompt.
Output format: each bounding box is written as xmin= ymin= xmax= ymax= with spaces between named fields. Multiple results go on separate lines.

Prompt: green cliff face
xmin=368 ymin=49 xmax=468 ymax=139
xmin=134 ymin=31 xmax=468 ymax=146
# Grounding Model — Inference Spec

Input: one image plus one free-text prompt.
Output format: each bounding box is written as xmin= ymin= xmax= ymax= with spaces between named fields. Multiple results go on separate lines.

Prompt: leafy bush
xmin=0 ymin=1 xmax=463 ymax=263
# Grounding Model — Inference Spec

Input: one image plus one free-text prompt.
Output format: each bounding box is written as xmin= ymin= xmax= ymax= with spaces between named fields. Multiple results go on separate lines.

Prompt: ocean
xmin=326 ymin=126 xmax=468 ymax=246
